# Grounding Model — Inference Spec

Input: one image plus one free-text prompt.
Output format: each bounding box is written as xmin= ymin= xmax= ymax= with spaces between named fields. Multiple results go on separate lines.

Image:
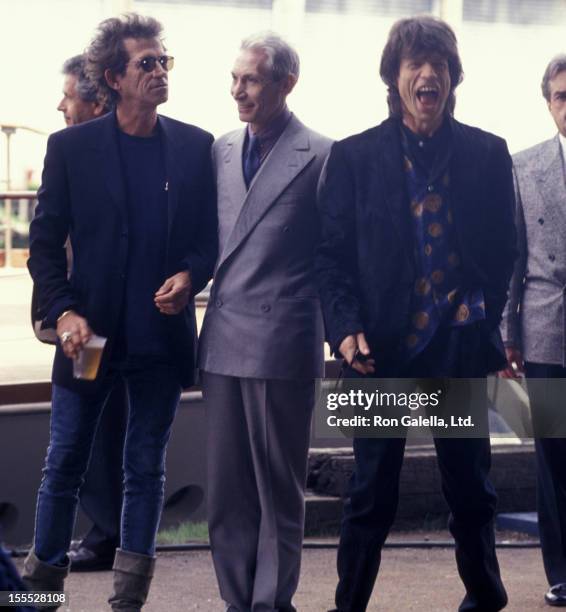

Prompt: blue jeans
xmin=33 ymin=363 xmax=181 ymax=565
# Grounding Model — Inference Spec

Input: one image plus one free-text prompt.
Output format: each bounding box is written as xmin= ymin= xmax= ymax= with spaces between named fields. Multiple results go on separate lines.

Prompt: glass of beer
xmin=73 ymin=334 xmax=107 ymax=380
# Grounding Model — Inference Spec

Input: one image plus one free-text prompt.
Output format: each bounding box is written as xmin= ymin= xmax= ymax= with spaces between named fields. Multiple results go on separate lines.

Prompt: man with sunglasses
xmin=25 ymin=13 xmax=216 ymax=611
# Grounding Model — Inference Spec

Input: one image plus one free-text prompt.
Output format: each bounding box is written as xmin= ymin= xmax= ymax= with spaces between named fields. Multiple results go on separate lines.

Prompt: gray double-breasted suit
xmin=198 ymin=114 xmax=331 ymax=612
xmin=502 ymin=135 xmax=566 ymax=364
xmin=501 ymin=134 xmax=566 ymax=588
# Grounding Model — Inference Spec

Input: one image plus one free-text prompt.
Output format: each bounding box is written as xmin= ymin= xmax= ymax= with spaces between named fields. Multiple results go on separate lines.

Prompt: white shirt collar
xmin=559 ymin=132 xmax=566 ymax=158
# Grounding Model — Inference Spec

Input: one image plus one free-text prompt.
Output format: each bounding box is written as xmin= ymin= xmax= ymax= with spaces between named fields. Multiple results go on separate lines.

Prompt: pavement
xmin=12 ymin=540 xmax=551 ymax=611
xmin=0 ymin=269 xmax=53 ymax=383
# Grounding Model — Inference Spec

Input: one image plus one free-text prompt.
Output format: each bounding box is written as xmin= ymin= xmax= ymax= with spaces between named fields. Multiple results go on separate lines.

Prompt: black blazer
xmin=28 ymin=112 xmax=217 ymax=390
xmin=315 ymin=117 xmax=516 ymax=370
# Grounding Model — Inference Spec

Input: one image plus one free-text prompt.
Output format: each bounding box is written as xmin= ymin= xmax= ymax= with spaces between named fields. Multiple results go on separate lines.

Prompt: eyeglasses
xmin=134 ymin=55 xmax=175 ymax=73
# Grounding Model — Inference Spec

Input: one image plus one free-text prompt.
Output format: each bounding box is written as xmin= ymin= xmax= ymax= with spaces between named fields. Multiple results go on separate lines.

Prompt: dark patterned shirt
xmin=401 ymin=120 xmax=486 ymax=360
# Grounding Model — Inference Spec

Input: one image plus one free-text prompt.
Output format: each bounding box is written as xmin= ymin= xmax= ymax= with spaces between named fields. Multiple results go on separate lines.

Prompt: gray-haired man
xmin=198 ymin=32 xmax=331 ymax=612
xmin=57 ymin=54 xmax=108 ymax=126
xmin=501 ymin=54 xmax=566 ymax=608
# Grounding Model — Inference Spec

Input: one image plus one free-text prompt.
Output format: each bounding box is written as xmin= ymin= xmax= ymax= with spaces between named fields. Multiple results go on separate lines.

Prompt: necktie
xmin=243 ymin=133 xmax=261 ymax=188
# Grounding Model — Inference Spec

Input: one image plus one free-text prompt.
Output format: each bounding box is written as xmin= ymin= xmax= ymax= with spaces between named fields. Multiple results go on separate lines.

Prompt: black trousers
xmin=334 ymin=324 xmax=508 ymax=611
xmin=524 ymin=362 xmax=566 ymax=587
xmin=78 ymin=383 xmax=127 ymax=553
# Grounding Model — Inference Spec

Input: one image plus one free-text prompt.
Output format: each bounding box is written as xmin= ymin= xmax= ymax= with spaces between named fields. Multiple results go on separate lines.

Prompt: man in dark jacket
xmin=316 ymin=16 xmax=516 ymax=612
xmin=24 ymin=13 xmax=216 ymax=611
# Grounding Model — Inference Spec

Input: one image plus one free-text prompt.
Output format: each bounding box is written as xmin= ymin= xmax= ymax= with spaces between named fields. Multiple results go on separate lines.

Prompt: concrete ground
xmin=13 ymin=542 xmax=550 ymax=611
xmin=0 ymin=269 xmax=53 ymax=383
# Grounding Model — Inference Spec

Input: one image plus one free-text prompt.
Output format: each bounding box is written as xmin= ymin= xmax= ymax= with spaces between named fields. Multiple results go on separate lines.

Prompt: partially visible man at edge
xmin=316 ymin=16 xmax=516 ymax=612
xmin=58 ymin=54 xmax=108 ymax=126
xmin=24 ymin=13 xmax=216 ymax=611
xmin=0 ymin=53 xmax=109 ymax=612
xmin=501 ymin=54 xmax=566 ymax=608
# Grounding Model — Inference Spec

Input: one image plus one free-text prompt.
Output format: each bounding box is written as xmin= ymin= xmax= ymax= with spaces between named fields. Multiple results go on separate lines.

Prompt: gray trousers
xmin=201 ymin=372 xmax=315 ymax=612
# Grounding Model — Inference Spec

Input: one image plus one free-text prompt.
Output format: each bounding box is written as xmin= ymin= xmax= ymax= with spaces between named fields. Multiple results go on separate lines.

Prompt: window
xmin=463 ymin=0 xmax=566 ymax=26
xmin=306 ymin=0 xmax=434 ymax=15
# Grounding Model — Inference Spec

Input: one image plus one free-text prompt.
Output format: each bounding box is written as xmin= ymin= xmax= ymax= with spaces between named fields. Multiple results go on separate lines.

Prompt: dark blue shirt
xmin=242 ymin=107 xmax=292 ymax=180
xmin=115 ymin=127 xmax=169 ymax=358
xmin=400 ymin=120 xmax=485 ymax=361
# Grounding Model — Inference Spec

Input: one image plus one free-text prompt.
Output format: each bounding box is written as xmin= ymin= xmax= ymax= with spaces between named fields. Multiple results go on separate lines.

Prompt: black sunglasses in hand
xmin=337 ymin=348 xmax=373 ymax=383
xmin=135 ymin=55 xmax=175 ymax=73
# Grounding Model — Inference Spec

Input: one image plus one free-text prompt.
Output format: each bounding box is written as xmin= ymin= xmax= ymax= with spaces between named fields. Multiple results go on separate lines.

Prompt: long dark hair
xmin=379 ymin=16 xmax=463 ymax=117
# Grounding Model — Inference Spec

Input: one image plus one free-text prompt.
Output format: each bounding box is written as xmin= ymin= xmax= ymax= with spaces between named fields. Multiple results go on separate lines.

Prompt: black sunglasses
xmin=135 ymin=55 xmax=175 ymax=73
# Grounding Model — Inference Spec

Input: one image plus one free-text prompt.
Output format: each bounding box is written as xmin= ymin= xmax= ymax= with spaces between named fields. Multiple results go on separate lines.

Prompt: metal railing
xmin=0 ymin=191 xmax=37 ymax=268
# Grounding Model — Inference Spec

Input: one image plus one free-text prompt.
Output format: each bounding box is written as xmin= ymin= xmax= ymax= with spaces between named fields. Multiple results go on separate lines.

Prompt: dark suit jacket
xmin=315 ymin=116 xmax=516 ymax=372
xmin=28 ymin=111 xmax=217 ymax=390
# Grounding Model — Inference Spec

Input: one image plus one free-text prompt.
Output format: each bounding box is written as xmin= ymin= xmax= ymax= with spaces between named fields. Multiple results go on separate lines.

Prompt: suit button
xmin=215 ymin=299 xmax=223 ymax=308
xmin=427 ymin=185 xmax=434 ymax=192
xmin=549 ymin=254 xmax=556 ymax=262
xmin=261 ymin=303 xmax=271 ymax=313
xmin=538 ymin=218 xmax=544 ymax=225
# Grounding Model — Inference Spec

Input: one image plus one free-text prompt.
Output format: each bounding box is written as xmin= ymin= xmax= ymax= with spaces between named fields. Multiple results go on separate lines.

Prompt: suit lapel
xmin=379 ymin=119 xmax=414 ymax=266
xmin=221 ymin=129 xmax=248 ymax=210
xmin=449 ymin=119 xmax=478 ymax=225
xmin=217 ymin=116 xmax=314 ymax=268
xmin=98 ymin=112 xmax=127 ymax=224
xmin=534 ymin=136 xmax=566 ymax=229
xmin=159 ymin=116 xmax=185 ymax=238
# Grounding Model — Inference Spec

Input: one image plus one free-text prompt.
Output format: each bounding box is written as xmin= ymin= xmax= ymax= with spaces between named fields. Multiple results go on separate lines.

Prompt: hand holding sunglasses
xmin=339 ymin=332 xmax=376 ymax=375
